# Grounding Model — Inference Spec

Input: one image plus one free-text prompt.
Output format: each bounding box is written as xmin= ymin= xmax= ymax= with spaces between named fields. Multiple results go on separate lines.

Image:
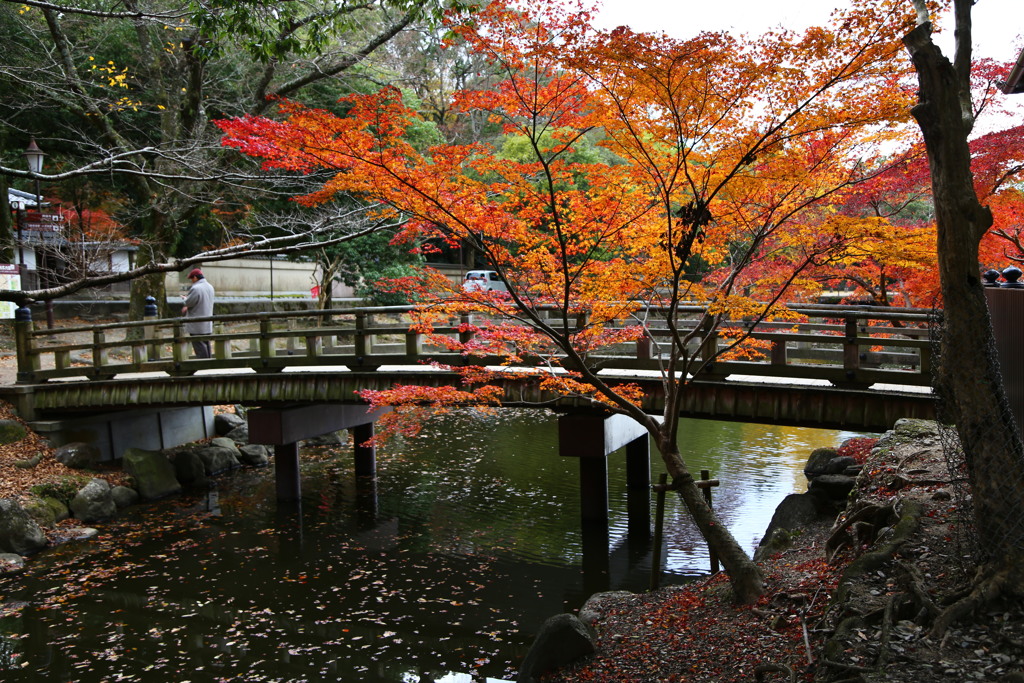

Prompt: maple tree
xmin=218 ymin=0 xmax=924 ymax=602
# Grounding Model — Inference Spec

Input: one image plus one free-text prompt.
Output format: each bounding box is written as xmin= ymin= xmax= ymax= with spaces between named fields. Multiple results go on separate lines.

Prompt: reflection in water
xmin=0 ymin=409 xmax=868 ymax=682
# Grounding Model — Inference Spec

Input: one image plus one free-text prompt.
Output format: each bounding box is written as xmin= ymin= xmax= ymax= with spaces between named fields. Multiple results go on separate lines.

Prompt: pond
xmin=0 ymin=409 xmax=867 ymax=682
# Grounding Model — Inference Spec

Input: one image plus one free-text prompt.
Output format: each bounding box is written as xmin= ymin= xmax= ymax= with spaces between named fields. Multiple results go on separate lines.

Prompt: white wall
xmin=166 ymin=257 xmax=325 ymax=299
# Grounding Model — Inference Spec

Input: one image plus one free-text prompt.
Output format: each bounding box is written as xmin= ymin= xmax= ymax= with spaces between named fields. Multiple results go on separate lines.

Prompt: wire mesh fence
xmin=930 ymin=296 xmax=1024 ymax=571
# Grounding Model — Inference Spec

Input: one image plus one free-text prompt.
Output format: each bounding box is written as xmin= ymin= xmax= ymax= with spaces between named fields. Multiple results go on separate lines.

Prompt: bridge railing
xmin=12 ymin=303 xmax=934 ymax=389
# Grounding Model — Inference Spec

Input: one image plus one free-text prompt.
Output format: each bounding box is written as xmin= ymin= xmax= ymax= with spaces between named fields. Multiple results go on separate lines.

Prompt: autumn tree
xmin=219 ymin=0 xmax=921 ymax=602
xmin=903 ymin=0 xmax=1024 ymax=633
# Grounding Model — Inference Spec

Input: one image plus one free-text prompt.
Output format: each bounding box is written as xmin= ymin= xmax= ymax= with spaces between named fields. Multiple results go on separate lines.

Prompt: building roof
xmin=1001 ymin=47 xmax=1024 ymax=95
xmin=7 ymin=188 xmax=42 ymax=208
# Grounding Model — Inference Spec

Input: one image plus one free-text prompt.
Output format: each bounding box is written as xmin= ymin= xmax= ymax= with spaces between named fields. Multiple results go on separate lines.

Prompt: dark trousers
xmin=191 ymin=337 xmax=212 ymax=359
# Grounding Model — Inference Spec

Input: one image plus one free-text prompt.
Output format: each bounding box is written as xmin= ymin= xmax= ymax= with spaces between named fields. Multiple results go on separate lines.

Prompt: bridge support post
xmin=578 ymin=453 xmax=609 ymax=522
xmin=559 ymin=412 xmax=648 ymax=523
xmin=625 ymin=436 xmax=652 ymax=538
xmin=248 ymin=404 xmax=390 ymax=505
xmin=352 ymin=422 xmax=376 ymax=479
xmin=275 ymin=442 xmax=301 ymax=502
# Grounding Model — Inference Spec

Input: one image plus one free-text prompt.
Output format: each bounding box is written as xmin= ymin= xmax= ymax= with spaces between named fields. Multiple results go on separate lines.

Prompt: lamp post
xmin=10 ymin=199 xmax=24 ymax=271
xmin=23 ymin=139 xmax=53 ymax=328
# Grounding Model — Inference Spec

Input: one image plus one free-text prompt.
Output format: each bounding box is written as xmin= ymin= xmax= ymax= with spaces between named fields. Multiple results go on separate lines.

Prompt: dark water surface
xmin=0 ymin=410 xmax=866 ymax=682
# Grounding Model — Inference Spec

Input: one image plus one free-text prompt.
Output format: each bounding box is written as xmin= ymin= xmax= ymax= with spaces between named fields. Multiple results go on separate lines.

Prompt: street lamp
xmin=24 ymin=138 xmax=44 ymax=180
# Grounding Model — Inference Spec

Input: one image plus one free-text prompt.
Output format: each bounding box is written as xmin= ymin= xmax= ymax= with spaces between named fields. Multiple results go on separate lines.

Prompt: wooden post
xmin=354 ymin=312 xmax=369 ymax=357
xmin=770 ymin=339 xmax=788 ymax=366
xmin=459 ymin=313 xmax=475 ymax=344
xmin=92 ymin=329 xmax=108 ymax=375
xmin=215 ymin=321 xmax=231 ymax=360
xmin=13 ymin=306 xmax=38 ymax=383
xmin=842 ymin=315 xmax=861 ymax=381
xmin=259 ymin=318 xmax=274 ymax=365
xmin=699 ymin=469 xmax=721 ymax=574
xmin=172 ymin=320 xmax=188 ymax=366
xmin=650 ymin=473 xmax=668 ymax=591
xmin=699 ymin=316 xmax=718 ymax=362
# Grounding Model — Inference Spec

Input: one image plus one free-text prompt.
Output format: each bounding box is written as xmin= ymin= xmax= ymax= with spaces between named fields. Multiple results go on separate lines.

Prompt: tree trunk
xmin=657 ymin=436 xmax=764 ymax=603
xmin=904 ymin=23 xmax=1024 ymax=563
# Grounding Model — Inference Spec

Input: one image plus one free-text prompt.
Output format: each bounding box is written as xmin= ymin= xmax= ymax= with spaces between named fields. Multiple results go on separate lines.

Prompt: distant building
xmin=7 ymin=188 xmax=137 ymax=292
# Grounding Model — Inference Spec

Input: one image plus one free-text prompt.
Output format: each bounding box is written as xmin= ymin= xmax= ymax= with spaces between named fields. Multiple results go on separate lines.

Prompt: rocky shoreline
xmin=0 ymin=406 xmax=325 ymax=573
xmin=523 ymin=419 xmax=1024 ymax=683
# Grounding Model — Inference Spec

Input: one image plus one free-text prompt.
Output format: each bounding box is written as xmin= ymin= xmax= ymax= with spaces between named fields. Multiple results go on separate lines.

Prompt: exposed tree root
xmin=825 ymin=501 xmax=898 ymax=563
xmin=931 ymin=561 xmax=1024 ymax=639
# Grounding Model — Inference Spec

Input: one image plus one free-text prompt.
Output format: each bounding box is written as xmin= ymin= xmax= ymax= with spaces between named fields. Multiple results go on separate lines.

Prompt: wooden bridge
xmin=0 ymin=301 xmax=938 ymax=527
xmin=0 ymin=301 xmax=936 ymax=431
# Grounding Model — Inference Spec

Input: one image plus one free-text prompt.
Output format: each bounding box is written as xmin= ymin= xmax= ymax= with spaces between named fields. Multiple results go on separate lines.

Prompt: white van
xmin=462 ymin=270 xmax=509 ymax=292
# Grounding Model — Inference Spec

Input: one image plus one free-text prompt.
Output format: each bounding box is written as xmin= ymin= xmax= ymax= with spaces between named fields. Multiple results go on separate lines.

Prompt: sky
xmin=593 ymin=0 xmax=1023 ymax=64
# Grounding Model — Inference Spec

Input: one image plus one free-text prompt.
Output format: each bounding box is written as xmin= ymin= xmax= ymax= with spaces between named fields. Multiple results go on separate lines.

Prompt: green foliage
xmin=30 ymin=476 xmax=91 ymax=506
xmin=327 ymin=227 xmax=424 ymax=289
xmin=356 ymin=264 xmax=425 ymax=305
xmin=185 ymin=0 xmax=469 ymax=62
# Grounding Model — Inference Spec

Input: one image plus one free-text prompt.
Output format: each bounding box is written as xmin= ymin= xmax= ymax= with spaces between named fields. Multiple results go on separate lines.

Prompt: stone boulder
xmin=0 ymin=499 xmax=47 ymax=555
xmin=808 ymin=473 xmax=857 ymax=499
xmin=302 ymin=430 xmax=346 ymax=447
xmin=804 ymin=447 xmax=838 ymax=478
xmin=54 ymin=442 xmax=102 ymax=470
xmin=123 ymin=448 xmax=182 ymax=501
xmin=755 ymin=527 xmax=794 ymax=561
xmin=70 ymin=479 xmax=117 ymax=523
xmin=0 ymin=419 xmax=27 ymax=445
xmin=214 ymin=412 xmax=245 ymax=436
xmin=172 ymin=451 xmax=209 ymax=488
xmin=578 ymin=591 xmax=632 ymax=632
xmin=238 ymin=444 xmax=270 ymax=467
xmin=224 ymin=424 xmax=249 ymax=445
xmin=0 ymin=553 xmax=26 ymax=574
xmin=754 ymin=492 xmax=832 ymax=561
xmin=825 ymin=455 xmax=860 ymax=475
xmin=24 ymin=496 xmax=69 ymax=528
xmin=111 ymin=485 xmax=139 ymax=509
xmin=517 ymin=613 xmax=595 ymax=683
xmin=196 ymin=438 xmax=241 ymax=474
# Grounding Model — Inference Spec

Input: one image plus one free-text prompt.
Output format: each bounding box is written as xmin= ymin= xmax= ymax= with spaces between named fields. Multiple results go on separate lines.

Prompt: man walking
xmin=182 ymin=268 xmax=215 ymax=359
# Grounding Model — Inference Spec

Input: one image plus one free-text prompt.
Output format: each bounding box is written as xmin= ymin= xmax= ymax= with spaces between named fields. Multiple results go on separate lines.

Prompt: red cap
xmin=188 ymin=268 xmax=203 ymax=279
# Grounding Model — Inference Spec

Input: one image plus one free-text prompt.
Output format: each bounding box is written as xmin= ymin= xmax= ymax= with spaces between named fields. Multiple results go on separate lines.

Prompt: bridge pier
xmin=247 ymin=404 xmax=388 ymax=502
xmin=352 ymin=422 xmax=376 ymax=479
xmin=625 ymin=437 xmax=652 ymax=539
xmin=560 ymin=412 xmax=651 ymax=594
xmin=558 ymin=412 xmax=650 ymax=524
xmin=274 ymin=442 xmax=301 ymax=502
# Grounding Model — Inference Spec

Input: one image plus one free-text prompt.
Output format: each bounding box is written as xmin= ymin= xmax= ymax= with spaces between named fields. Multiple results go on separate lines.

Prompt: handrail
xmin=12 ymin=303 xmax=935 ymax=389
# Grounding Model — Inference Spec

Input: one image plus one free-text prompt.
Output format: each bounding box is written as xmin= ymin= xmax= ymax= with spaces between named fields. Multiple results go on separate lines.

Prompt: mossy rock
xmin=24 ymin=496 xmax=69 ymax=528
xmin=891 ymin=418 xmax=940 ymax=440
xmin=0 ymin=419 xmax=28 ymax=445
